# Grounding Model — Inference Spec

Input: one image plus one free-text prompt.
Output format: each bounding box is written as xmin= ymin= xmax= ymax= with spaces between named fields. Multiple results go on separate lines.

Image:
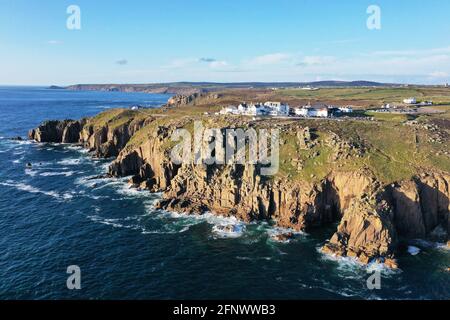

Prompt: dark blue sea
xmin=0 ymin=86 xmax=448 ymax=300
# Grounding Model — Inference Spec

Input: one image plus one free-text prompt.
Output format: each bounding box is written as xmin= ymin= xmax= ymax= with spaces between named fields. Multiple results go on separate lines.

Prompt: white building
xmin=294 ymin=107 xmax=308 ymax=117
xmin=237 ymin=103 xmax=247 ymax=113
xmin=338 ymin=106 xmax=353 ymax=113
xmin=294 ymin=105 xmax=328 ymax=118
xmin=220 ymin=101 xmax=290 ymax=116
xmin=264 ymin=101 xmax=290 ymax=116
xmin=403 ymin=97 xmax=417 ymax=104
xmin=247 ymin=103 xmax=266 ymax=116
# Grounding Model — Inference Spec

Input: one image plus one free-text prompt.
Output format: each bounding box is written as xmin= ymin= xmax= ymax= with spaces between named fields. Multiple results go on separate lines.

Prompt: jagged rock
xmin=270 ymin=232 xmax=294 ymax=242
xmin=384 ymin=258 xmax=399 ymax=269
xmin=322 ymin=198 xmax=397 ymax=264
xmin=167 ymin=93 xmax=202 ymax=106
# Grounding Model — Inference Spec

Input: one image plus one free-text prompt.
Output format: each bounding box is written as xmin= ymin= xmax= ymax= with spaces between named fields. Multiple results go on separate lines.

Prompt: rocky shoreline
xmin=29 ymin=113 xmax=450 ymax=268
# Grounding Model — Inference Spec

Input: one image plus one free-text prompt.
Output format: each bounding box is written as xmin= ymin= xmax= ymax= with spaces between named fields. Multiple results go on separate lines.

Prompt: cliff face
xmin=28 ymin=112 xmax=152 ymax=158
xmin=28 ymin=119 xmax=86 ymax=143
xmin=29 ymin=115 xmax=450 ymax=267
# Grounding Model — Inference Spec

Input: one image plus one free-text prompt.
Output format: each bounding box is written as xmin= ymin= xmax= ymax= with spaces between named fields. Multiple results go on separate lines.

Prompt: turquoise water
xmin=0 ymin=86 xmax=448 ymax=299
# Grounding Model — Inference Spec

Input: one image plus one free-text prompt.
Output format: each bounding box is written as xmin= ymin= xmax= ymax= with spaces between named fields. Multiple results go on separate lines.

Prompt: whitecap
xmin=115 ymin=183 xmax=150 ymax=197
xmin=212 ymin=223 xmax=246 ymax=238
xmin=24 ymin=169 xmax=37 ymax=177
xmin=57 ymin=158 xmax=83 ymax=165
xmin=318 ymin=246 xmax=401 ymax=276
xmin=40 ymin=171 xmax=75 ymax=177
xmin=407 ymin=246 xmax=421 ymax=256
xmin=0 ymin=181 xmax=69 ymax=200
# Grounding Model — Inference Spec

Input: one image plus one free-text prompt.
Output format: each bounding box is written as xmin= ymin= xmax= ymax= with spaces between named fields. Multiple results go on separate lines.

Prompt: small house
xmin=403 ymin=97 xmax=417 ymax=104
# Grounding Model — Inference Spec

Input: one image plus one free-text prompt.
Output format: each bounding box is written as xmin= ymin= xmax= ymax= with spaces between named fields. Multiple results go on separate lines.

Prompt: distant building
xmin=300 ymin=86 xmax=319 ymax=91
xmin=403 ymin=97 xmax=417 ymax=104
xmin=338 ymin=106 xmax=353 ymax=113
xmin=264 ymin=101 xmax=290 ymax=116
xmin=220 ymin=101 xmax=289 ymax=116
xmin=294 ymin=103 xmax=329 ymax=118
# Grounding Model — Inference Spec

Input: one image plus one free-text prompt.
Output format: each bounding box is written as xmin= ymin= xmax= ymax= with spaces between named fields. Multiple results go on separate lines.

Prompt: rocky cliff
xmin=29 ymin=111 xmax=450 ymax=268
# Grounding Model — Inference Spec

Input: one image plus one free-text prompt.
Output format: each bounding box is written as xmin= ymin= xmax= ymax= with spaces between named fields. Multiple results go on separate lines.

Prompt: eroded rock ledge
xmin=29 ymin=116 xmax=450 ymax=268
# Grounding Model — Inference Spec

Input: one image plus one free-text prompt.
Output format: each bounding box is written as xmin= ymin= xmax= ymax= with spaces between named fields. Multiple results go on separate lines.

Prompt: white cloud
xmin=209 ymin=60 xmax=228 ymax=68
xmin=370 ymin=46 xmax=450 ymax=57
xmin=47 ymin=40 xmax=63 ymax=45
xmin=247 ymin=53 xmax=291 ymax=65
xmin=429 ymin=71 xmax=449 ymax=78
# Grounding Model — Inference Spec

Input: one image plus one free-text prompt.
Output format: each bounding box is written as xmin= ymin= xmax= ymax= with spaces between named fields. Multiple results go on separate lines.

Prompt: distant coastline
xmin=47 ymin=80 xmax=409 ymax=95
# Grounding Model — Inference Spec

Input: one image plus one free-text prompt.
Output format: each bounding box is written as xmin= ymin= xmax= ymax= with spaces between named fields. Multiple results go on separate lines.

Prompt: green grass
xmin=278 ymin=87 xmax=450 ymax=107
xmin=364 ymin=111 xmax=415 ymax=123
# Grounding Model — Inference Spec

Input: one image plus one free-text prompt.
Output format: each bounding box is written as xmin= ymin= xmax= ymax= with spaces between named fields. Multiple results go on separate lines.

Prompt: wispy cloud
xmin=369 ymin=46 xmax=450 ymax=57
xmin=429 ymin=71 xmax=449 ymax=78
xmin=47 ymin=40 xmax=63 ymax=45
xmin=199 ymin=57 xmax=216 ymax=63
xmin=115 ymin=59 xmax=128 ymax=65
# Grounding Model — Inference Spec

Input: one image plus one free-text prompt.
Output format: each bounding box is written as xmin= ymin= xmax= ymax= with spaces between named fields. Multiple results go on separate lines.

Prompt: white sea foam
xmin=212 ymin=223 xmax=246 ymax=238
xmin=318 ymin=246 xmax=401 ymax=276
xmin=66 ymin=145 xmax=89 ymax=154
xmin=24 ymin=169 xmax=37 ymax=177
xmin=11 ymin=140 xmax=32 ymax=146
xmin=151 ymin=208 xmax=248 ymax=238
xmin=0 ymin=181 xmax=73 ymax=200
xmin=57 ymin=158 xmax=83 ymax=165
xmin=87 ymin=213 xmax=188 ymax=235
xmin=407 ymin=246 xmax=421 ymax=256
xmin=115 ymin=183 xmax=150 ymax=197
xmin=40 ymin=171 xmax=75 ymax=177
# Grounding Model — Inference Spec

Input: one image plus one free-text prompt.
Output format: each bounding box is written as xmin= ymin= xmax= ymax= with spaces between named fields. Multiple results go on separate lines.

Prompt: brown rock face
xmin=108 ymin=126 xmax=180 ymax=192
xmin=389 ymin=173 xmax=450 ymax=240
xmin=80 ymin=117 xmax=152 ymax=158
xmin=322 ymin=198 xmax=397 ymax=264
xmin=28 ymin=119 xmax=85 ymax=143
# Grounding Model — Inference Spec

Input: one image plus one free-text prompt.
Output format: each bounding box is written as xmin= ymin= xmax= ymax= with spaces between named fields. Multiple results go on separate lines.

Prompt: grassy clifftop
xmin=89 ymin=102 xmax=450 ymax=186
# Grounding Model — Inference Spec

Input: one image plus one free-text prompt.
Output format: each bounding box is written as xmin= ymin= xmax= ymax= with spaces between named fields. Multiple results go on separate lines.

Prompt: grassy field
xmin=277 ymin=87 xmax=450 ymax=107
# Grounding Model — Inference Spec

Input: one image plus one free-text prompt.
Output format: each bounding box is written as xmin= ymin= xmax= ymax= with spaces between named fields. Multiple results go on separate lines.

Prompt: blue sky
xmin=1 ymin=0 xmax=449 ymax=85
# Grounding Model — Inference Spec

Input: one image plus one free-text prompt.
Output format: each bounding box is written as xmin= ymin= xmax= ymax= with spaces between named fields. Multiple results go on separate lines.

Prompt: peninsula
xmin=30 ymin=85 xmax=450 ymax=268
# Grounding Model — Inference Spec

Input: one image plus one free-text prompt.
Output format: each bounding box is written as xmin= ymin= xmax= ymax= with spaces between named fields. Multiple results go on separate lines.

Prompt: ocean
xmin=0 ymin=86 xmax=448 ymax=299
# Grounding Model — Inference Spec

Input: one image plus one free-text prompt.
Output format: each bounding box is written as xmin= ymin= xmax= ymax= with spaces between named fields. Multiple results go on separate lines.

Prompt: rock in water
xmin=270 ymin=232 xmax=294 ymax=242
